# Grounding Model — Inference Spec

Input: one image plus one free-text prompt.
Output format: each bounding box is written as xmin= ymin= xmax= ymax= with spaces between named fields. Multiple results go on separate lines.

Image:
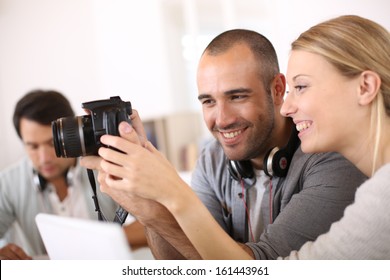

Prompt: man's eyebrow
xmin=225 ymin=88 xmax=252 ymax=95
xmin=24 ymin=138 xmax=53 ymax=146
xmin=198 ymin=94 xmax=211 ymax=101
xmin=198 ymin=88 xmax=252 ymax=101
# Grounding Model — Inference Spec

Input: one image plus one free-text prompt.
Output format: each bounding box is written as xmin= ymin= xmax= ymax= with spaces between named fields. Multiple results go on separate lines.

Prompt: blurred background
xmin=1 ymin=0 xmax=389 ymax=171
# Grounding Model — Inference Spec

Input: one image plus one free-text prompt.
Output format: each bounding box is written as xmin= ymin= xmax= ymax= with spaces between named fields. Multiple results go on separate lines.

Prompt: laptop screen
xmin=35 ymin=213 xmax=132 ymax=260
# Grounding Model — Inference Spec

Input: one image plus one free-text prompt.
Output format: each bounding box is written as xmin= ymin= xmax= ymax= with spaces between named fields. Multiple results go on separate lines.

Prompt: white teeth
xmin=296 ymin=122 xmax=312 ymax=132
xmin=223 ymin=130 xmax=242 ymax=139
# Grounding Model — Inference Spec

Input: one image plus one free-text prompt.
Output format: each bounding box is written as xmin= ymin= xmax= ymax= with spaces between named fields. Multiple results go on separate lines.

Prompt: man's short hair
xmin=203 ymin=29 xmax=280 ymax=93
xmin=13 ymin=89 xmax=75 ymax=138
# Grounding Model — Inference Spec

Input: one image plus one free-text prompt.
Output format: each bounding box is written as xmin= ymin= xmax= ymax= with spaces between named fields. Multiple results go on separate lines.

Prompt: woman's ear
xmin=272 ymin=73 xmax=286 ymax=106
xmin=358 ymin=70 xmax=381 ymax=106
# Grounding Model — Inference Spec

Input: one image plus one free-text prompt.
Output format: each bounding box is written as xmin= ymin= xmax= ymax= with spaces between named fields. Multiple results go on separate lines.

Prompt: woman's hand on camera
xmin=128 ymin=109 xmax=148 ymax=147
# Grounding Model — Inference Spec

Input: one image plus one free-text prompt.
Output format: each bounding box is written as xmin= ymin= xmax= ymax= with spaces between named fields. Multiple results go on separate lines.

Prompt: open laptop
xmin=35 ymin=213 xmax=133 ymax=260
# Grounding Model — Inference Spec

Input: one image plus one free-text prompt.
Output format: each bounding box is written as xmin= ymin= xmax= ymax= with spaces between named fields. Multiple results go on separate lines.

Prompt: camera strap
xmin=87 ymin=168 xmax=107 ymax=222
xmin=87 ymin=168 xmax=129 ymax=225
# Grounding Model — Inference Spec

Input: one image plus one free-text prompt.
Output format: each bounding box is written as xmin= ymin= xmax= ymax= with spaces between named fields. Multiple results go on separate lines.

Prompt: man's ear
xmin=358 ymin=70 xmax=381 ymax=106
xmin=272 ymin=73 xmax=286 ymax=106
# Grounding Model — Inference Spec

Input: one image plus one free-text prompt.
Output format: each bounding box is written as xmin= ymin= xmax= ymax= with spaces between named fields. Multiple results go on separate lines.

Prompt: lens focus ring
xmin=59 ymin=117 xmax=84 ymax=157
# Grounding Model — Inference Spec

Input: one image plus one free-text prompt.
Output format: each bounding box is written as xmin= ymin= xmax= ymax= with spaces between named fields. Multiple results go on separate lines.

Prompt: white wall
xmin=0 ymin=0 xmax=175 ymax=169
xmin=0 ymin=0 xmax=389 ymax=169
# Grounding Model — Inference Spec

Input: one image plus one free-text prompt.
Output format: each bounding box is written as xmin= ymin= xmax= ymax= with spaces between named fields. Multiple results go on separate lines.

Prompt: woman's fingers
xmin=129 ymin=109 xmax=148 ymax=146
xmin=100 ymin=129 xmax=141 ymax=155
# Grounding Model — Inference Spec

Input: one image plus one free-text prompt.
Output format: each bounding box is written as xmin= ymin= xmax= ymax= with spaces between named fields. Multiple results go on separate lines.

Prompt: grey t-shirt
xmin=191 ymin=139 xmax=367 ymax=259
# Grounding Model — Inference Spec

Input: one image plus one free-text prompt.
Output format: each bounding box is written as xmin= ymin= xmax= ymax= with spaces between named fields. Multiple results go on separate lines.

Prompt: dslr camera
xmin=52 ymin=96 xmax=132 ymax=158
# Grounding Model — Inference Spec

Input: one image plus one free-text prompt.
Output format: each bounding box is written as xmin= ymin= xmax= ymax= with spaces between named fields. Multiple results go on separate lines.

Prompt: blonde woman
xmin=279 ymin=15 xmax=390 ymax=259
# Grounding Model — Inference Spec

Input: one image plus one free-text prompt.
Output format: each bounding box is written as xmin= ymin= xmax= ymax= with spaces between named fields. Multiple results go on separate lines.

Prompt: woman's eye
xmin=293 ymin=85 xmax=308 ymax=95
xmin=295 ymin=85 xmax=307 ymax=91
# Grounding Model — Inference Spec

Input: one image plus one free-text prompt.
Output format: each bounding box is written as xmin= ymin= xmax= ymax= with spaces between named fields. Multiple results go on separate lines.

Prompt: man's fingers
xmin=80 ymin=156 xmax=103 ymax=171
xmin=0 ymin=244 xmax=32 ymax=260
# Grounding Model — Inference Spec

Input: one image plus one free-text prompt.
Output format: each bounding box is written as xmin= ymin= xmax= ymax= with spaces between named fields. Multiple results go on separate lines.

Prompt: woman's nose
xmin=280 ymin=93 xmax=296 ymax=117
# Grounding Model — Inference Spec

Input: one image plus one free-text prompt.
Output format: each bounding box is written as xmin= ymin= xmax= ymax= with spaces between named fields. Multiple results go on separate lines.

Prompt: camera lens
xmin=52 ymin=116 xmax=97 ymax=157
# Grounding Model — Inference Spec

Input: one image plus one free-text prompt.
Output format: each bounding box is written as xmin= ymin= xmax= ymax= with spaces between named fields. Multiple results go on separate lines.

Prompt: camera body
xmin=52 ymin=96 xmax=132 ymax=158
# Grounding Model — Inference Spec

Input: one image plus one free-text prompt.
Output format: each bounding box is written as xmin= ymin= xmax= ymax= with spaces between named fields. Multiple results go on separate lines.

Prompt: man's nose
xmin=215 ymin=103 xmax=235 ymax=128
xmin=38 ymin=145 xmax=55 ymax=163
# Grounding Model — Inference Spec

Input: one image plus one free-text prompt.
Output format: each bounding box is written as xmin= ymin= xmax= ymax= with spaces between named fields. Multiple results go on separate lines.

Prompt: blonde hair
xmin=292 ymin=15 xmax=390 ymax=174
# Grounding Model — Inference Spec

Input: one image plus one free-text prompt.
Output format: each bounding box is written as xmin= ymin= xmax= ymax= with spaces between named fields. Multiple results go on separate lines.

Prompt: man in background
xmin=0 ymin=90 xmax=147 ymax=259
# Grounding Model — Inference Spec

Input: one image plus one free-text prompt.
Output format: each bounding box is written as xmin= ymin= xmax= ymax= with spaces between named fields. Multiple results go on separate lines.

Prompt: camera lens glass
xmin=52 ymin=116 xmax=97 ymax=157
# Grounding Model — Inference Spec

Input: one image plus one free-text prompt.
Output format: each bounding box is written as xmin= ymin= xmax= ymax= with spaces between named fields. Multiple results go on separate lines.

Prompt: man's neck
xmin=50 ymin=176 xmax=69 ymax=202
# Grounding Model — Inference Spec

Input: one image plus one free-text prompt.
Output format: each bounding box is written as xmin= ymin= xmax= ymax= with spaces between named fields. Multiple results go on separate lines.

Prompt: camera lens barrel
xmin=52 ymin=116 xmax=97 ymax=157
xmin=51 ymin=96 xmax=132 ymax=158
